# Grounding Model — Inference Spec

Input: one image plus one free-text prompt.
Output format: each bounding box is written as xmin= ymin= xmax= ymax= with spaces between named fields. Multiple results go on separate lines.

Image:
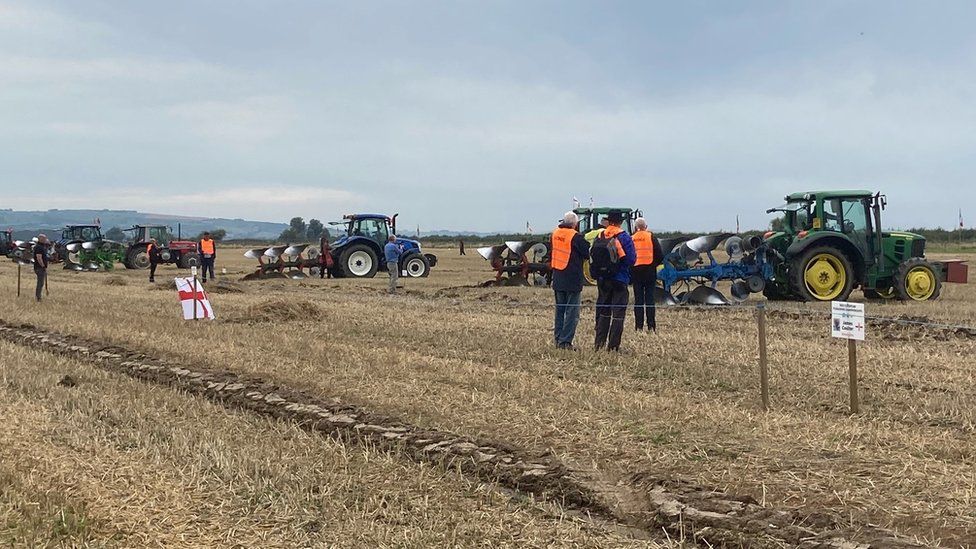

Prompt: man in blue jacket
xmin=384 ymin=235 xmax=402 ymax=294
xmin=593 ymin=210 xmax=636 ymax=351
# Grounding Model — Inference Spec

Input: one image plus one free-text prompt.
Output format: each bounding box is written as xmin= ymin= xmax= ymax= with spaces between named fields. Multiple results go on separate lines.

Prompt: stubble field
xmin=1 ymin=247 xmax=974 ymax=548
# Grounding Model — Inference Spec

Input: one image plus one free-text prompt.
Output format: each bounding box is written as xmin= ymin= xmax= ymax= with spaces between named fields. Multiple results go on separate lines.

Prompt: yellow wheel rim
xmin=905 ymin=266 xmax=936 ymax=300
xmin=583 ymin=260 xmax=596 ymax=285
xmin=803 ymin=253 xmax=847 ymax=300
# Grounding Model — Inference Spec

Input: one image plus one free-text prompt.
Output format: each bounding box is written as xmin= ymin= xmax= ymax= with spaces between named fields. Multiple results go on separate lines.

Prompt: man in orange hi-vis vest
xmin=198 ymin=232 xmax=217 ymax=283
xmin=631 ymin=218 xmax=664 ymax=332
xmin=550 ymin=211 xmax=590 ymax=350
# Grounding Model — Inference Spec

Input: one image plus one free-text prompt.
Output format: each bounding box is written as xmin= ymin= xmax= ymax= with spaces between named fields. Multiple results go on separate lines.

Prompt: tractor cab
xmin=343 ymin=214 xmax=395 ymax=247
xmin=574 ymin=207 xmax=642 ymax=241
xmin=123 ymin=225 xmax=172 ymax=246
xmin=60 ymin=225 xmax=102 ymax=244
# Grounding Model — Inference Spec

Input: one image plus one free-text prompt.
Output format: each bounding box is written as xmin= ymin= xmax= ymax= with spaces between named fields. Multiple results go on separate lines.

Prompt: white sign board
xmin=831 ymin=301 xmax=865 ymax=341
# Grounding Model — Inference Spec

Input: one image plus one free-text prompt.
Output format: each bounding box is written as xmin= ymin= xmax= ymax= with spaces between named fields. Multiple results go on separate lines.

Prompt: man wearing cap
xmin=593 ymin=210 xmax=636 ymax=351
xmin=550 ymin=211 xmax=590 ymax=349
xmin=33 ymin=234 xmax=49 ymax=302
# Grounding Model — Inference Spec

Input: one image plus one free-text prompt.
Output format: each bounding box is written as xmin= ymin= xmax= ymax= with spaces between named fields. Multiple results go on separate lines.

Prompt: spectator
xmin=384 ymin=235 xmax=403 ymax=294
xmin=33 ymin=234 xmax=49 ymax=302
xmin=550 ymin=211 xmax=589 ymax=349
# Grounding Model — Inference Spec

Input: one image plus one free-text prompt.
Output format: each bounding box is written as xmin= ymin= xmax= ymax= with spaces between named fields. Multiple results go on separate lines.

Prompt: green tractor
xmin=575 ymin=207 xmax=642 ymax=285
xmin=764 ymin=190 xmax=956 ymax=302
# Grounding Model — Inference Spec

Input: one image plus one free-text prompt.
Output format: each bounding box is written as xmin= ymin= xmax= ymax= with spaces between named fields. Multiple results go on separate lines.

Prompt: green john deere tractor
xmin=763 ymin=190 xmax=953 ymax=302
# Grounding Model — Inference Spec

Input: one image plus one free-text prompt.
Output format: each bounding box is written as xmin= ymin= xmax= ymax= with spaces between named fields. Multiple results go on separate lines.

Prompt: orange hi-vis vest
xmin=200 ymin=239 xmax=215 ymax=255
xmin=550 ymin=227 xmax=577 ymax=270
xmin=603 ymin=225 xmax=626 ymax=258
xmin=632 ymin=230 xmax=654 ymax=266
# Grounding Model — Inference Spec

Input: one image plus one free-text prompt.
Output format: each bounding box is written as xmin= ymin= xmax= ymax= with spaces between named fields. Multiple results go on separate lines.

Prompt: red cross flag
xmin=175 ymin=276 xmax=215 ymax=320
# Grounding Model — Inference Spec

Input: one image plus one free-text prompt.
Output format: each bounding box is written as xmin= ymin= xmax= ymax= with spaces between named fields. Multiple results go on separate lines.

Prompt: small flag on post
xmin=526 ymin=221 xmax=533 ymax=234
xmin=175 ymin=276 xmax=215 ymax=320
xmin=960 ymin=209 xmax=964 ymax=229
xmin=572 ymin=196 xmax=580 ymax=208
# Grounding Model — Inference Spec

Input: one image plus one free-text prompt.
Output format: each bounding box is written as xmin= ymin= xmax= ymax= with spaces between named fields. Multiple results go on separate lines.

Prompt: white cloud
xmin=168 ymin=96 xmax=299 ymax=151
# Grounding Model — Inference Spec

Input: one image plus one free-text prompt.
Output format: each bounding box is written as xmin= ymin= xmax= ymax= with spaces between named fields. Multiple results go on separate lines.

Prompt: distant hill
xmin=0 ymin=209 xmax=287 ymax=240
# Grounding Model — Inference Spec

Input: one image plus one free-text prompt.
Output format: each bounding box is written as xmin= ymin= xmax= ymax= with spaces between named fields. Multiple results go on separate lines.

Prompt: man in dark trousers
xmin=459 ymin=239 xmax=466 ymax=256
xmin=630 ymin=218 xmax=664 ymax=332
xmin=198 ymin=232 xmax=216 ymax=282
xmin=550 ymin=211 xmax=590 ymax=349
xmin=147 ymin=238 xmax=161 ymax=283
xmin=33 ymin=234 xmax=49 ymax=302
xmin=592 ymin=211 xmax=636 ymax=351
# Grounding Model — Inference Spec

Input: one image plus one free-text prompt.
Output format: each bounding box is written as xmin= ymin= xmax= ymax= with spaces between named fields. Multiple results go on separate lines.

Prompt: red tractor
xmin=122 ymin=225 xmax=200 ymax=270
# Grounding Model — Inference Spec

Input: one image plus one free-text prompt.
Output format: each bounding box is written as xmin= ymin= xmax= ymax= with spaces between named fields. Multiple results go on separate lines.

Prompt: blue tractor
xmin=328 ymin=213 xmax=437 ymax=278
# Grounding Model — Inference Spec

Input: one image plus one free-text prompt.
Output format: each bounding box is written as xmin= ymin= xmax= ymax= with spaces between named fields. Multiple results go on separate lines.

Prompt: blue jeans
xmin=553 ymin=290 xmax=581 ymax=347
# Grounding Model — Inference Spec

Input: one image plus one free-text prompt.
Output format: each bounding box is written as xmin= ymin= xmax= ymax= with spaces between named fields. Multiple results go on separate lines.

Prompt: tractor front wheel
xmin=340 ymin=244 xmax=378 ymax=278
xmin=894 ymin=259 xmax=942 ymax=301
xmin=403 ymin=254 xmax=430 ymax=278
xmin=791 ymin=246 xmax=854 ymax=302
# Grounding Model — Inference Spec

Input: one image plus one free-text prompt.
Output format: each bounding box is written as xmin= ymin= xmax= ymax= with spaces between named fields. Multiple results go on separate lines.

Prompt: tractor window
xmin=79 ymin=227 xmax=100 ymax=241
xmin=790 ymin=203 xmax=813 ymax=232
xmin=841 ymin=199 xmax=868 ymax=234
xmin=354 ymin=218 xmax=388 ymax=245
xmin=823 ymin=200 xmax=844 ymax=232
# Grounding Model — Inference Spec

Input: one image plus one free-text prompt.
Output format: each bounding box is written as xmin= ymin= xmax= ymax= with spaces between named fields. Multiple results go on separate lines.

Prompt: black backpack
xmin=589 ymin=231 xmax=620 ymax=278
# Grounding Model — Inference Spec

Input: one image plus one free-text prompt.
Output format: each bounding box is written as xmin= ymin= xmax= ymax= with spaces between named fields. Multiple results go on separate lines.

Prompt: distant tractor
xmin=0 ymin=230 xmax=14 ymax=258
xmin=328 ymin=214 xmax=437 ymax=278
xmin=243 ymin=213 xmax=438 ymax=280
xmin=52 ymin=224 xmax=126 ymax=271
xmin=478 ymin=206 xmax=642 ymax=286
xmin=122 ymin=225 xmax=200 ymax=270
xmin=764 ymin=190 xmax=967 ymax=302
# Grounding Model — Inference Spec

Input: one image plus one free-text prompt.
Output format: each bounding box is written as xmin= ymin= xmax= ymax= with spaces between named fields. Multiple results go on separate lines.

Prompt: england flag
xmin=175 ymin=277 xmax=215 ymax=320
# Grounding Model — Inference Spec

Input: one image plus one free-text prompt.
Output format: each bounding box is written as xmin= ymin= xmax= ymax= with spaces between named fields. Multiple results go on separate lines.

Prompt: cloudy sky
xmin=1 ymin=1 xmax=973 ymax=232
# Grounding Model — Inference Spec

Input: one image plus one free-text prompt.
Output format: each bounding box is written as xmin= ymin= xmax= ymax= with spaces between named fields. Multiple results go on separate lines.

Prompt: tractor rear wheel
xmin=126 ymin=248 xmax=150 ymax=270
xmin=894 ymin=259 xmax=942 ymax=301
xmin=403 ymin=254 xmax=430 ymax=278
xmin=791 ymin=246 xmax=854 ymax=302
xmin=340 ymin=244 xmax=378 ymax=278
xmin=582 ymin=260 xmax=596 ymax=286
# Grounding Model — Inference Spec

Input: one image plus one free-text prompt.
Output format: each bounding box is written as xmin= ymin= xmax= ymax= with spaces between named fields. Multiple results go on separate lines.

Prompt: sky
xmin=0 ymin=0 xmax=974 ymax=233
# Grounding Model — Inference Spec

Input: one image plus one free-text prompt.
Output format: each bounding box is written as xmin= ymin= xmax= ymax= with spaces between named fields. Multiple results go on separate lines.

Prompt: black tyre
xmin=790 ymin=246 xmax=854 ymax=302
xmin=339 ymin=244 xmax=378 ymax=278
xmin=403 ymin=253 xmax=430 ymax=278
xmin=127 ymin=248 xmax=150 ymax=270
xmin=893 ymin=258 xmax=942 ymax=301
xmin=180 ymin=253 xmax=200 ymax=269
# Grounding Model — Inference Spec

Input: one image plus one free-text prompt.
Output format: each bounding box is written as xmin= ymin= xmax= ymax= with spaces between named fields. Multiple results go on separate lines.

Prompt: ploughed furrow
xmin=0 ymin=319 xmax=930 ymax=549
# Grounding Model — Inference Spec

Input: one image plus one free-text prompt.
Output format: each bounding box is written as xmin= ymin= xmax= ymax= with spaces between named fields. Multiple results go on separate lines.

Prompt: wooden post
xmin=16 ymin=263 xmax=21 ymax=297
xmin=848 ymin=338 xmax=859 ymax=414
xmin=757 ymin=302 xmax=769 ymax=411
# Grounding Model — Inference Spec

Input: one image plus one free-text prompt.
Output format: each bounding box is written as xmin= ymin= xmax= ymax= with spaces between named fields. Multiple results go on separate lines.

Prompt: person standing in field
xmin=630 ymin=218 xmax=664 ymax=332
xmin=550 ymin=211 xmax=590 ymax=350
xmin=590 ymin=210 xmax=636 ymax=351
xmin=384 ymin=235 xmax=403 ymax=294
xmin=33 ymin=234 xmax=49 ymax=302
xmin=147 ymin=237 xmax=161 ymax=283
xmin=198 ymin=232 xmax=216 ymax=283
xmin=459 ymin=239 xmax=466 ymax=256
xmin=319 ymin=234 xmax=334 ymax=279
